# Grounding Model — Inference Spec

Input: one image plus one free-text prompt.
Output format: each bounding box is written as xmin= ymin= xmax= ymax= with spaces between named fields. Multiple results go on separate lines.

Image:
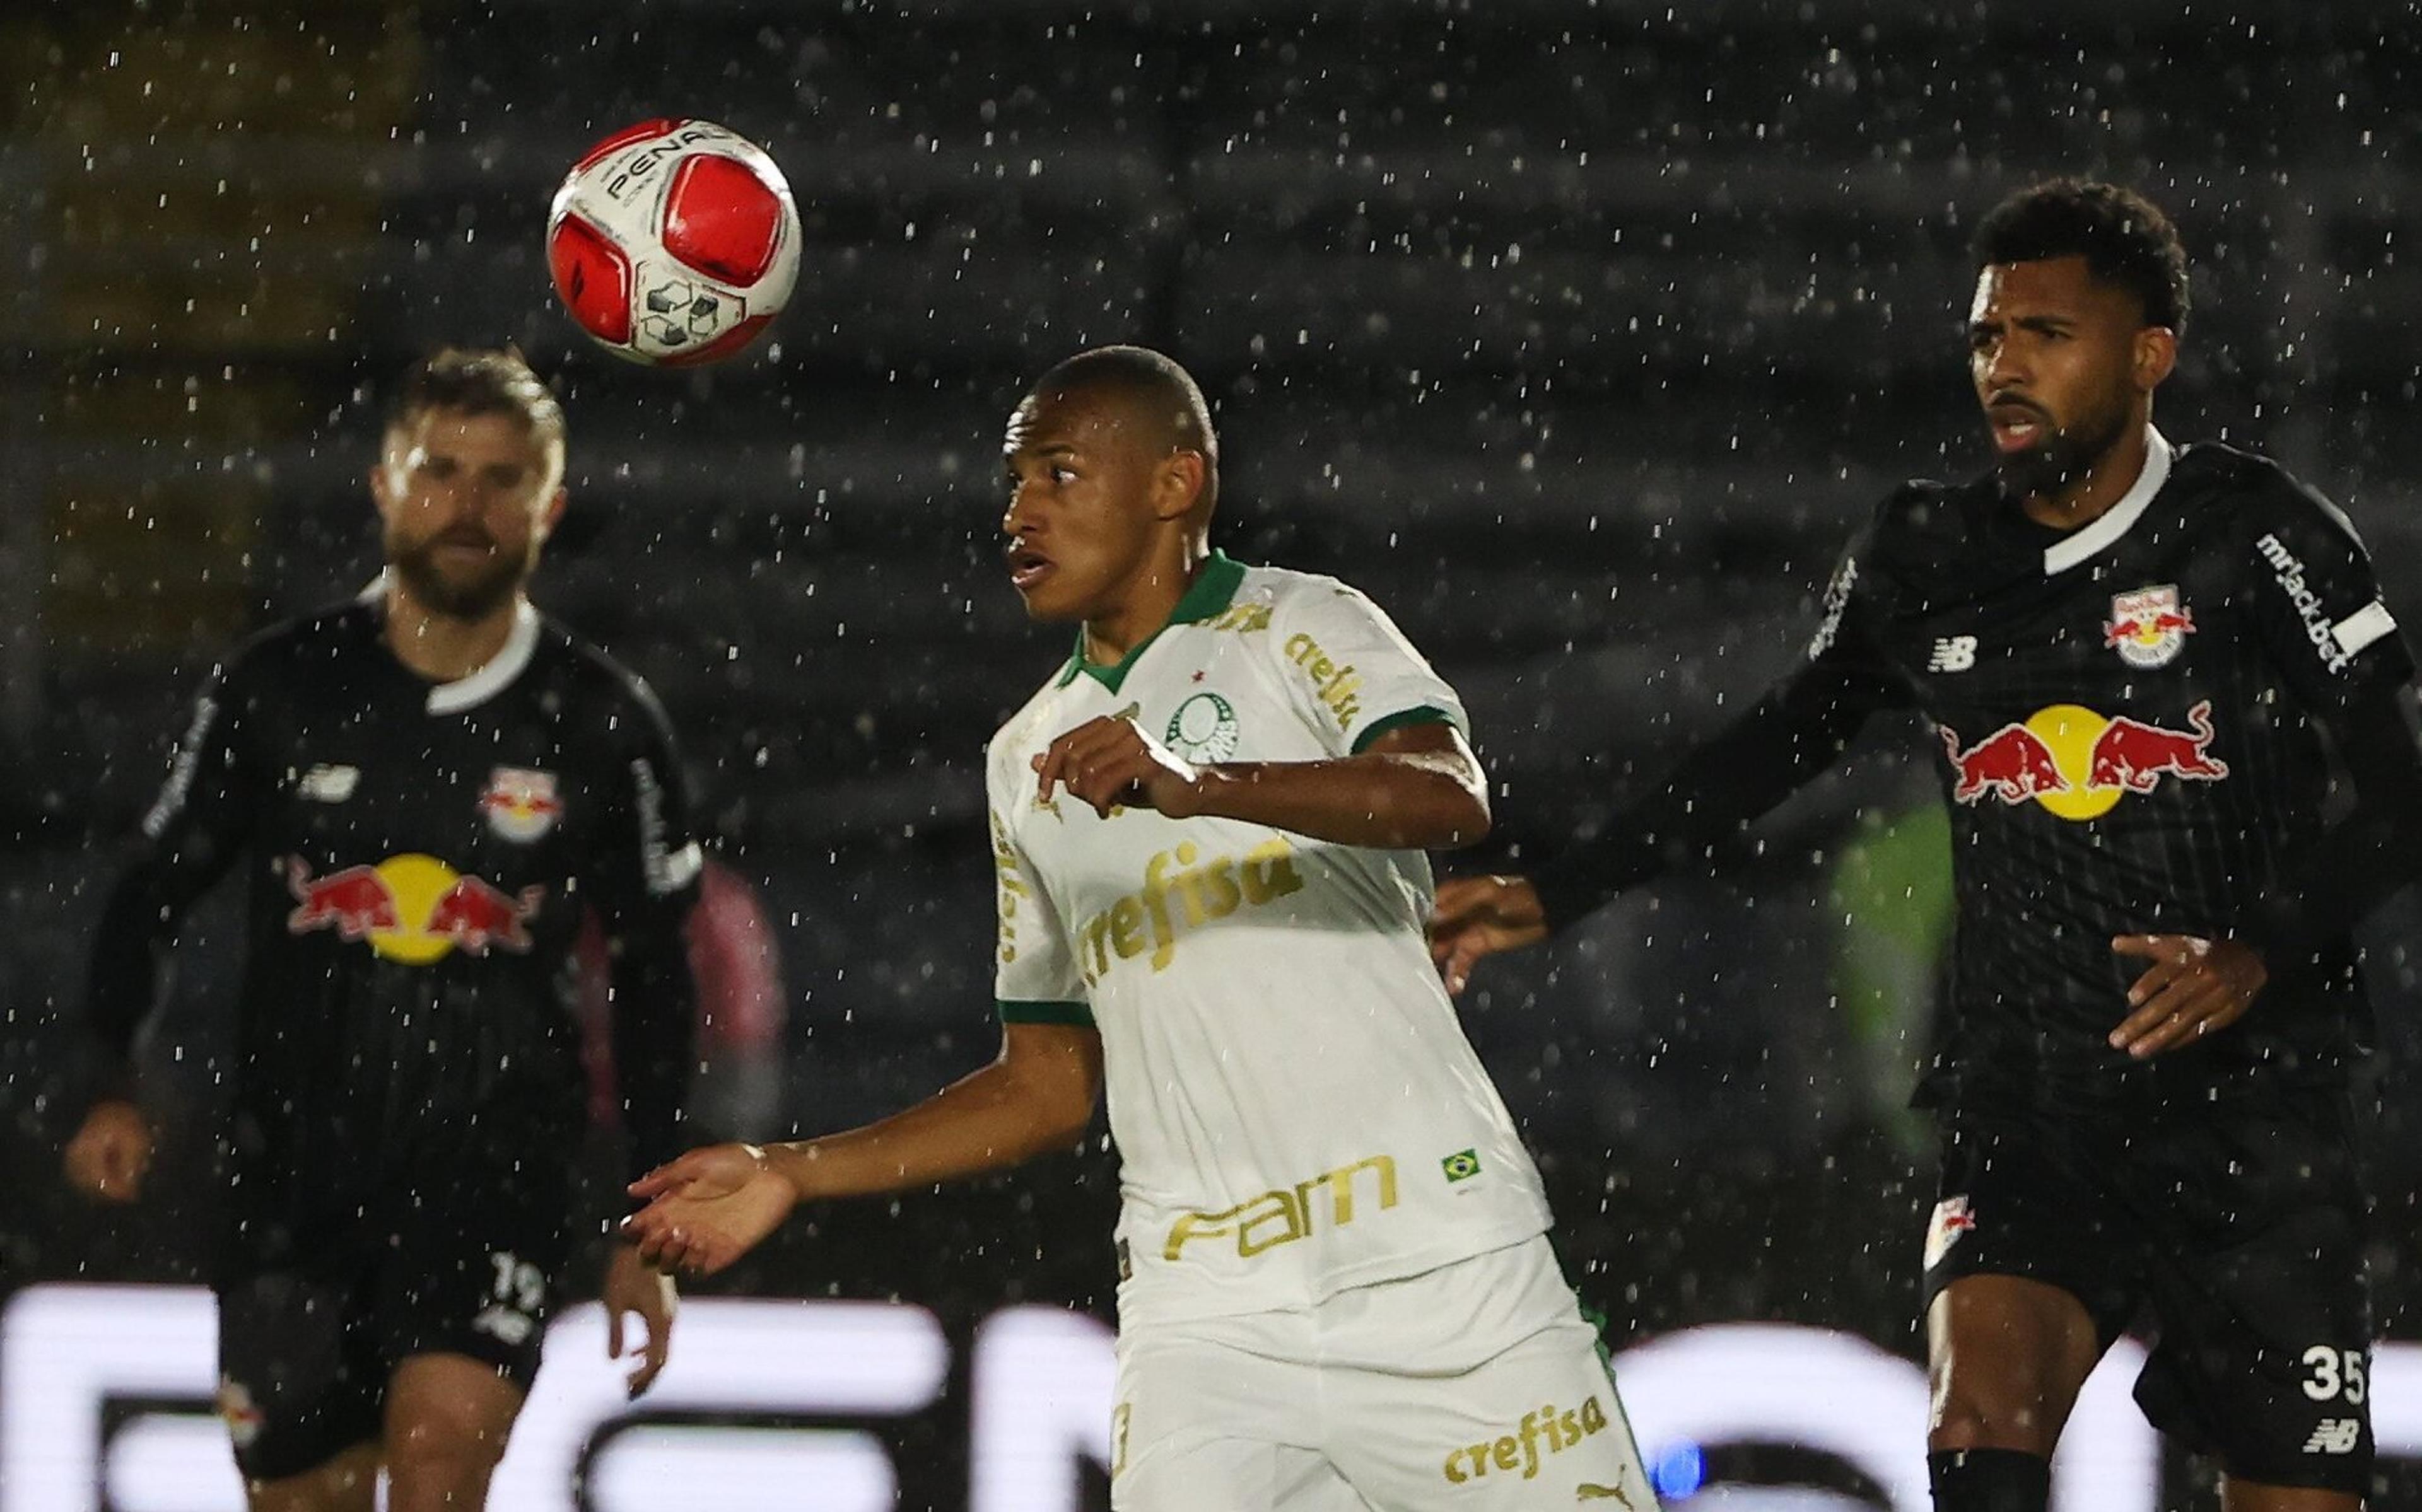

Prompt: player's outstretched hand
xmin=602 ymin=1242 xmax=677 ymax=1399
xmin=1429 ymin=875 xmax=1549 ymax=996
xmin=622 ymin=1143 xmax=796 ymax=1277
xmin=1033 ymin=713 xmax=1202 ymax=819
xmin=2109 ymin=934 xmax=2269 ymax=1059
xmin=63 ymin=1098 xmax=153 ymax=1203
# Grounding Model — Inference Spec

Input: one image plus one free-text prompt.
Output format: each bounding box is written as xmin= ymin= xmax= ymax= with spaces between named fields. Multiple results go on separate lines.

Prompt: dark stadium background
xmin=6 ymin=2 xmax=2422 ymax=1507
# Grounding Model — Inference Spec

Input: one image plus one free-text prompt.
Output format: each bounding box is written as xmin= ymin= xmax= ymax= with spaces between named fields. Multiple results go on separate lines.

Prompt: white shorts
xmin=1109 ymin=1236 xmax=1658 ymax=1511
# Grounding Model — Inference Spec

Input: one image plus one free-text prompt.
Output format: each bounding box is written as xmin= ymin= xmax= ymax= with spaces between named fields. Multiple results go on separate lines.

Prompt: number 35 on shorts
xmin=2301 ymin=1346 xmax=2368 ymax=1404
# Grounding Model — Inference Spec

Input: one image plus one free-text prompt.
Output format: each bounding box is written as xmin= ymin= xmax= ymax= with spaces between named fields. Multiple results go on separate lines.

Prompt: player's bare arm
xmin=1428 ymin=644 xmax=1901 ymax=995
xmin=1033 ymin=715 xmax=1489 ymax=851
xmin=624 ymin=1020 xmax=1102 ymax=1275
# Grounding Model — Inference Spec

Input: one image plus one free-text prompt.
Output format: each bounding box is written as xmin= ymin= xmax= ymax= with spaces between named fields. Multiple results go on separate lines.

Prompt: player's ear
xmin=1154 ymin=451 xmax=1207 ymax=522
xmin=536 ymin=486 xmax=568 ymax=541
xmin=367 ymin=458 xmax=399 ymax=520
xmin=2133 ymin=325 xmax=2178 ymax=392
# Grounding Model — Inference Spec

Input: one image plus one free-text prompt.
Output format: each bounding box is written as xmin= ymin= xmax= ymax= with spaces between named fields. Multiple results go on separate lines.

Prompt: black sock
xmin=1929 ymin=1448 xmax=2051 ymax=1512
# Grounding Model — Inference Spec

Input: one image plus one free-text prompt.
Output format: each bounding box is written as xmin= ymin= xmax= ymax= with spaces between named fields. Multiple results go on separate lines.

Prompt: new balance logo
xmin=1928 ymin=636 xmax=1978 ymax=673
xmin=2303 ymin=1419 xmax=2363 ymax=1455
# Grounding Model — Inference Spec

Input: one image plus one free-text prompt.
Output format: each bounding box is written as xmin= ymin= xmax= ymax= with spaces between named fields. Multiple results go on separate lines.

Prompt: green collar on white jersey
xmin=1057 ymin=550 xmax=1248 ymax=694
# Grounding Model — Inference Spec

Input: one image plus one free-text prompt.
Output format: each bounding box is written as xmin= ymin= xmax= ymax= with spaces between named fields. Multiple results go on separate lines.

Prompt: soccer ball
xmin=546 ymin=119 xmax=800 ymax=366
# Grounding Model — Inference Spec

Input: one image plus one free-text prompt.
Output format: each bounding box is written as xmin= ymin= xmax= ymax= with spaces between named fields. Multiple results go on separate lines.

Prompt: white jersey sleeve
xmin=1268 ymin=578 xmax=1469 ymax=756
xmin=986 ymin=752 xmax=1091 ymax=1024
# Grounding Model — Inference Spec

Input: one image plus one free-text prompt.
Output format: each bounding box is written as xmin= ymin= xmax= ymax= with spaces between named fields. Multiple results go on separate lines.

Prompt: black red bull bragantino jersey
xmin=86 ymin=595 xmax=701 ymax=1261
xmin=1535 ymin=434 xmax=2416 ymax=1105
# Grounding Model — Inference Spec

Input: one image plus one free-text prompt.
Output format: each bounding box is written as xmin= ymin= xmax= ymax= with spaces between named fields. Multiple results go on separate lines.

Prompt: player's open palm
xmin=623 ymin=1143 xmax=795 ymax=1276
xmin=1429 ymin=875 xmax=1549 ymax=996
xmin=2109 ymin=933 xmax=2269 ymax=1059
xmin=64 ymin=1098 xmax=153 ymax=1203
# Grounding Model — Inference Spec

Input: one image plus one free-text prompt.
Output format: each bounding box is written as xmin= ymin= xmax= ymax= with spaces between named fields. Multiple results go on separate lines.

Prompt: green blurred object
xmin=1827 ymin=798 xmax=1955 ymax=1149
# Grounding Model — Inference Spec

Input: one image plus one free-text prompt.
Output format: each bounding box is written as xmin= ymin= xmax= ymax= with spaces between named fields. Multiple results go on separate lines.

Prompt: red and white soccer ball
xmin=546 ymin=119 xmax=800 ymax=366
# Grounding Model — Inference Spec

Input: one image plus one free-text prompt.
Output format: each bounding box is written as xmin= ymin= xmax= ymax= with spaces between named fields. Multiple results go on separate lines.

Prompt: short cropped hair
xmin=1032 ymin=344 xmax=1219 ymax=514
xmin=385 ymin=347 xmax=568 ymax=462
xmin=1972 ymin=180 xmax=2191 ymax=335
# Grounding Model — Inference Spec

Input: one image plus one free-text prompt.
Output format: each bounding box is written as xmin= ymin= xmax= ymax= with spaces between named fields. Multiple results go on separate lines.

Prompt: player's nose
xmin=453 ymin=479 xmax=525 ymax=533
xmin=424 ymin=471 xmax=486 ymax=524
xmin=1979 ymin=340 xmax=2031 ymax=392
xmin=1002 ymin=480 xmax=1042 ymax=537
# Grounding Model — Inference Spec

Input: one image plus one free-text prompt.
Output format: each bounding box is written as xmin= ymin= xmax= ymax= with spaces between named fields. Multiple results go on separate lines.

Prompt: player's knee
xmin=383 ymin=1443 xmax=504 ymax=1504
xmin=244 ymin=1451 xmax=381 ymax=1512
xmin=383 ymin=1402 xmax=511 ymax=1496
xmin=1930 ymin=1400 xmax=2056 ymax=1454
xmin=1929 ymin=1366 xmax=2069 ymax=1453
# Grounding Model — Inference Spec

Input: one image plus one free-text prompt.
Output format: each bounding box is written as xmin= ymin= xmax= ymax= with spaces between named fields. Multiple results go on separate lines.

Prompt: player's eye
xmin=1050 ymin=465 xmax=1077 ymax=485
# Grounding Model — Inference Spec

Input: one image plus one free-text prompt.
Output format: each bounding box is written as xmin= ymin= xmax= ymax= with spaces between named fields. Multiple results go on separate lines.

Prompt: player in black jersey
xmin=61 ymin=349 xmax=703 ymax=1512
xmin=1432 ymin=182 xmax=2422 ymax=1511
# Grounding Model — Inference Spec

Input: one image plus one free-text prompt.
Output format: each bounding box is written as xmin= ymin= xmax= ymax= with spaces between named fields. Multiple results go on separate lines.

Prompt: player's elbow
xmin=999 ymin=1021 xmax=1103 ymax=1148
xmin=1039 ymin=1095 xmax=1096 ymax=1150
xmin=1420 ymin=788 xmax=1493 ymax=852
xmin=1022 ymin=1071 xmax=1098 ymax=1153
xmin=1367 ymin=733 xmax=1491 ymax=850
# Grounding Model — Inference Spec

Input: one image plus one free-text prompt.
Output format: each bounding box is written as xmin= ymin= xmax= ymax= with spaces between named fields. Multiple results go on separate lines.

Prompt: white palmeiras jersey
xmin=986 ymin=553 xmax=1552 ymax=1325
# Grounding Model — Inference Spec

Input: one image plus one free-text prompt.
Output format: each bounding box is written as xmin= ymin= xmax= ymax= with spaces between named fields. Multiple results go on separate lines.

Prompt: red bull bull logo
xmin=2103 ymin=584 xmax=2194 ymax=670
xmin=283 ymin=862 xmax=399 ymax=939
xmin=1939 ymin=700 xmax=2228 ymax=820
xmin=1938 ymin=723 xmax=2068 ymax=806
xmin=480 ymin=765 xmax=563 ymax=842
xmin=286 ymin=853 xmax=542 ymax=964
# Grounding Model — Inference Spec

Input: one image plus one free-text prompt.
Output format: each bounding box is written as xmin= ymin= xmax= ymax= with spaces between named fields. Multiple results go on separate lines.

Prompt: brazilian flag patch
xmin=1441 ymin=1149 xmax=1481 ymax=1182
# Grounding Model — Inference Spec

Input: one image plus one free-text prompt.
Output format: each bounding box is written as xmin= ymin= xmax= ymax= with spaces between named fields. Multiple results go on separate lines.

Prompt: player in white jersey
xmin=624 ymin=346 xmax=1656 ymax=1511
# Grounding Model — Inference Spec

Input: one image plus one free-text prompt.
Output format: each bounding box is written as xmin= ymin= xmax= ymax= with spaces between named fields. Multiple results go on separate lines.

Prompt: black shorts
xmin=1922 ymin=1087 xmax=2373 ymax=1492
xmin=214 ymin=1161 xmax=573 ymax=1483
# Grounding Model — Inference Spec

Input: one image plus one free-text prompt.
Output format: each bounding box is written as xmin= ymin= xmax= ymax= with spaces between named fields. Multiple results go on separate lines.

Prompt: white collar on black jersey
xmin=2041 ymin=426 xmax=2174 ymax=576
xmin=426 ymin=600 xmax=540 ymax=713
xmin=358 ymin=571 xmax=542 ymax=714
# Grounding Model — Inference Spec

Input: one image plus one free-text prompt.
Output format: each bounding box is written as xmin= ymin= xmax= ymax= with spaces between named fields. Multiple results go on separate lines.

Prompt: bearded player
xmin=1433 ymin=181 xmax=2422 ymax=1511
xmin=626 ymin=346 xmax=1658 ymax=1510
xmin=64 ymin=349 xmax=701 ymax=1511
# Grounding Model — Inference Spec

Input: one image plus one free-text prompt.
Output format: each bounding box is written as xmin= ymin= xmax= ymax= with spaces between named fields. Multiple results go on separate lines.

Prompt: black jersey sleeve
xmin=2242 ymin=680 xmax=2422 ymax=969
xmin=2239 ymin=483 xmax=2416 ymax=713
xmin=85 ymin=656 xmax=271 ymax=1101
xmin=2232 ymin=487 xmax=2422 ymax=965
xmin=1531 ymin=518 xmax=1914 ymax=929
xmin=591 ymin=677 xmax=705 ymax=1182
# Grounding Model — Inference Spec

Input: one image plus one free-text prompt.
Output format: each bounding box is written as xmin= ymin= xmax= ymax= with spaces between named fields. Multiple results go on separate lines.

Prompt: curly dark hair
xmin=1972 ymin=180 xmax=2191 ymax=334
